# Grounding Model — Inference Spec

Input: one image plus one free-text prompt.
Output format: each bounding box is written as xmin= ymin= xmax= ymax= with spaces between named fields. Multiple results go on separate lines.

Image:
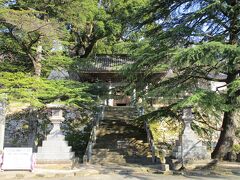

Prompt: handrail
xmin=137 ymin=106 xmax=159 ymax=163
xmin=83 ymin=105 xmax=105 ymax=163
xmin=144 ymin=121 xmax=157 ymax=163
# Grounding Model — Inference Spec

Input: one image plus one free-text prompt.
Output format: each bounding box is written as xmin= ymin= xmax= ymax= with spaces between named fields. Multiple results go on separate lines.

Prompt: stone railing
xmin=83 ymin=105 xmax=105 ymax=163
xmin=0 ymin=95 xmax=7 ymax=153
xmin=144 ymin=121 xmax=158 ymax=163
xmin=137 ymin=106 xmax=168 ymax=164
xmin=137 ymin=106 xmax=158 ymax=163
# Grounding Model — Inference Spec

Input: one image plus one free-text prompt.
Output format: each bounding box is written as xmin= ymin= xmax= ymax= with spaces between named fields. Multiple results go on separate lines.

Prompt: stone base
xmin=159 ymin=164 xmax=170 ymax=171
xmin=36 ymin=139 xmax=74 ymax=162
xmin=35 ymin=162 xmax=73 ymax=170
xmin=36 ymin=159 xmax=73 ymax=164
xmin=172 ymin=145 xmax=209 ymax=160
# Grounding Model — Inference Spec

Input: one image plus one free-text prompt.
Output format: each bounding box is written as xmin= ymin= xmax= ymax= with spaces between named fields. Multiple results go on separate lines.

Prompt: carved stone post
xmin=131 ymin=88 xmax=136 ymax=105
xmin=0 ymin=98 xmax=6 ymax=153
xmin=36 ymin=104 xmax=74 ymax=163
xmin=172 ymin=107 xmax=209 ymax=160
xmin=108 ymin=81 xmax=114 ymax=106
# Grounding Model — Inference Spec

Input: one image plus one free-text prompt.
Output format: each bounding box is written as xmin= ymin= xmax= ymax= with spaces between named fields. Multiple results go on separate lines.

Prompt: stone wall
xmin=5 ymin=109 xmax=50 ymax=150
xmin=4 ymin=107 xmax=92 ymax=158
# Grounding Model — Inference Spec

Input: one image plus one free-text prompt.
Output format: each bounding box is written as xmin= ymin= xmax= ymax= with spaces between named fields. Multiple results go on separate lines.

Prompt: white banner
xmin=1 ymin=147 xmax=35 ymax=171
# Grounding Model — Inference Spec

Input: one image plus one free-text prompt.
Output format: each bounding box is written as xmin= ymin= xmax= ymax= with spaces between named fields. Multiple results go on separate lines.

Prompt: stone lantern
xmin=47 ymin=104 xmax=65 ymax=140
xmin=172 ymin=107 xmax=209 ymax=160
xmin=36 ymin=104 xmax=74 ymax=163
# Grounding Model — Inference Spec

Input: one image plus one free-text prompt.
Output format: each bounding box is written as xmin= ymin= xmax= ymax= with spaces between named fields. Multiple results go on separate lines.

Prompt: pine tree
xmin=15 ymin=0 xmax=146 ymax=58
xmin=127 ymin=0 xmax=240 ymax=159
xmin=0 ymin=4 xmax=58 ymax=76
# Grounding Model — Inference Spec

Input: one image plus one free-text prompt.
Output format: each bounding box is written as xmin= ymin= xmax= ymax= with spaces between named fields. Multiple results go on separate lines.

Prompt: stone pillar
xmin=36 ymin=104 xmax=74 ymax=163
xmin=0 ymin=100 xmax=6 ymax=153
xmin=131 ymin=88 xmax=136 ymax=105
xmin=108 ymin=82 xmax=114 ymax=106
xmin=172 ymin=107 xmax=209 ymax=160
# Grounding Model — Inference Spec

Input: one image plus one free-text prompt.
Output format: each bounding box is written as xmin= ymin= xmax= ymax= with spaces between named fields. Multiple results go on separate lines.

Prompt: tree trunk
xmin=33 ymin=45 xmax=42 ymax=77
xmin=211 ymin=0 xmax=239 ymax=160
xmin=80 ymin=39 xmax=97 ymax=58
xmin=211 ymin=74 xmax=237 ymax=160
xmin=211 ymin=110 xmax=236 ymax=159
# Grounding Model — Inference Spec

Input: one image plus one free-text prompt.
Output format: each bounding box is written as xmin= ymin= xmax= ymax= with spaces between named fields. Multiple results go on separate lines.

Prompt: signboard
xmin=1 ymin=148 xmax=35 ymax=171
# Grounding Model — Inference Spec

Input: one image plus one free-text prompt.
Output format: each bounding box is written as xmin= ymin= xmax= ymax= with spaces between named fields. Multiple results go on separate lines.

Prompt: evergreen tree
xmin=15 ymin=0 xmax=146 ymax=58
xmin=0 ymin=2 xmax=59 ymax=76
xmin=127 ymin=0 xmax=240 ymax=159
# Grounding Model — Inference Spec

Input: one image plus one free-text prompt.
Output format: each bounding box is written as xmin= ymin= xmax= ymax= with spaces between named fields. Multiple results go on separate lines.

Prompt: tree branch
xmin=197 ymin=112 xmax=223 ymax=131
xmin=189 ymin=75 xmax=227 ymax=82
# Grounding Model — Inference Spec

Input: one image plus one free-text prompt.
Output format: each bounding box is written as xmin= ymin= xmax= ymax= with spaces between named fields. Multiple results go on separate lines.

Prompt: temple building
xmin=72 ymin=54 xmax=166 ymax=107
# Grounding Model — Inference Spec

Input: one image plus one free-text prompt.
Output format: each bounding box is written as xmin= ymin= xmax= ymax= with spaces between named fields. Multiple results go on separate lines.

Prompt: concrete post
xmin=172 ymin=107 xmax=209 ymax=161
xmin=108 ymin=82 xmax=114 ymax=106
xmin=132 ymin=88 xmax=136 ymax=105
xmin=0 ymin=99 xmax=6 ymax=153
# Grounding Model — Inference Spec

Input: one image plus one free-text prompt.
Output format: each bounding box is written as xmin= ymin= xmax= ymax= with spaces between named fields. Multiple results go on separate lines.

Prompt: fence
xmin=83 ymin=105 xmax=105 ymax=163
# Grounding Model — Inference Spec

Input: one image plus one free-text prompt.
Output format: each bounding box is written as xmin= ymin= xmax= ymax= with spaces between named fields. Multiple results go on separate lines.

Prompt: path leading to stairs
xmin=90 ymin=106 xmax=155 ymax=166
xmin=0 ymin=163 xmax=240 ymax=180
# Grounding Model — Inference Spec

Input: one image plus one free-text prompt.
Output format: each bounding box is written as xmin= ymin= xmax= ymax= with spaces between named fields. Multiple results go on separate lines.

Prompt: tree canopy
xmin=125 ymin=0 xmax=240 ymax=159
xmin=0 ymin=0 xmax=239 ymax=160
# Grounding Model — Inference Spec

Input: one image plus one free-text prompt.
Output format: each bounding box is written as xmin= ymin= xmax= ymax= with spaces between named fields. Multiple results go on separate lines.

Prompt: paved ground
xmin=0 ymin=162 xmax=239 ymax=180
xmin=1 ymin=172 xmax=240 ymax=180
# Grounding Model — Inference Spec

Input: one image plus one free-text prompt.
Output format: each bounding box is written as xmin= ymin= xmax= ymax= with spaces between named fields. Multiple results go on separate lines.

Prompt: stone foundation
xmin=172 ymin=108 xmax=209 ymax=160
xmin=36 ymin=104 xmax=74 ymax=163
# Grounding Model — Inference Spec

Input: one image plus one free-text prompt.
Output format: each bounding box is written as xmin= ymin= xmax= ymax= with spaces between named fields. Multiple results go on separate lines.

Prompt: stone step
xmin=46 ymin=134 xmax=65 ymax=141
xmin=105 ymin=110 xmax=137 ymax=113
xmin=104 ymin=112 xmax=138 ymax=115
xmin=90 ymin=156 xmax=126 ymax=164
xmin=88 ymin=106 xmax=152 ymax=165
xmin=97 ymin=130 xmax=137 ymax=136
xmin=36 ymin=152 xmax=74 ymax=160
xmin=100 ymin=120 xmax=138 ymax=125
xmin=91 ymin=152 xmax=123 ymax=158
xmin=35 ymin=162 xmax=73 ymax=169
xmin=103 ymin=118 xmax=137 ymax=122
xmin=124 ymin=158 xmax=155 ymax=165
xmin=92 ymin=148 xmax=110 ymax=153
xmin=42 ymin=140 xmax=69 ymax=148
xmin=99 ymin=124 xmax=137 ymax=129
xmin=37 ymin=146 xmax=72 ymax=153
xmin=104 ymin=114 xmax=138 ymax=116
xmin=95 ymin=137 xmax=147 ymax=145
xmin=104 ymin=113 xmax=138 ymax=117
xmin=92 ymin=151 xmax=122 ymax=156
xmin=104 ymin=114 xmax=136 ymax=116
xmin=104 ymin=106 xmax=136 ymax=110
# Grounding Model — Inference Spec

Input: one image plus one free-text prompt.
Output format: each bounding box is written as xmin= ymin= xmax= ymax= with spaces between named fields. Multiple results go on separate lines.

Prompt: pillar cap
xmin=46 ymin=103 xmax=65 ymax=109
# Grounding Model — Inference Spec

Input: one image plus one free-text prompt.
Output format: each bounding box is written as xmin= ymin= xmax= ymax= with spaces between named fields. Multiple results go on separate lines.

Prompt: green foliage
xmin=173 ymin=42 xmax=240 ymax=71
xmin=122 ymin=0 xmax=240 ymax=158
xmin=63 ymin=110 xmax=92 ymax=159
xmin=42 ymin=53 xmax=74 ymax=77
xmin=124 ymin=0 xmax=240 ymax=113
xmin=0 ymin=72 xmax=93 ymax=107
xmin=0 ymin=60 xmax=29 ymax=73
xmin=149 ymin=119 xmax=180 ymax=145
xmin=172 ymin=89 xmax=230 ymax=112
xmin=233 ymin=144 xmax=240 ymax=154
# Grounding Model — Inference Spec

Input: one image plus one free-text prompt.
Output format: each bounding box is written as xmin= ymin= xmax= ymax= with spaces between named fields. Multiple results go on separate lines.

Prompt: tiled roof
xmin=78 ymin=55 xmax=134 ymax=72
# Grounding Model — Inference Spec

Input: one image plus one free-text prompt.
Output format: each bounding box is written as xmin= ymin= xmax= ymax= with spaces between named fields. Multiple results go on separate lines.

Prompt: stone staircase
xmin=90 ymin=106 xmax=154 ymax=166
